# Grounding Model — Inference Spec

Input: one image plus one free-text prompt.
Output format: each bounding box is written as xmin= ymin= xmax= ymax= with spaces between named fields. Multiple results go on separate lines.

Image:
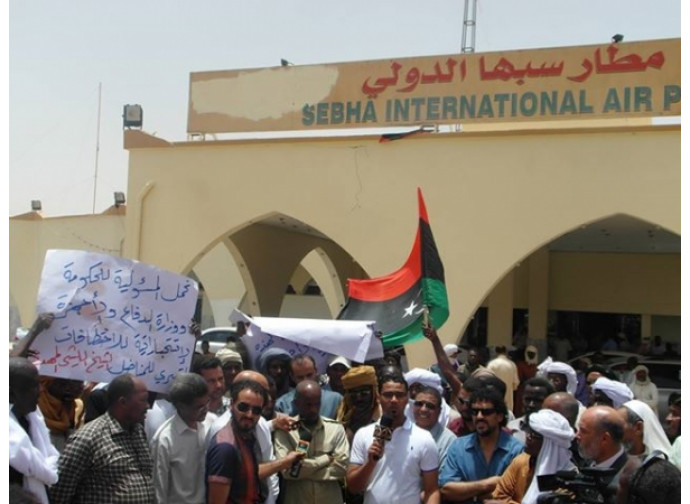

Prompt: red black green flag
xmin=338 ymin=188 xmax=449 ymax=348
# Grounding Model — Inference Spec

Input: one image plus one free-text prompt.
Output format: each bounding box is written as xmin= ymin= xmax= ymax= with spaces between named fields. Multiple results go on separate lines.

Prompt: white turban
xmin=523 ymin=409 xmax=576 ymax=504
xmin=592 ymin=377 xmax=634 ymax=408
xmin=404 ymin=368 xmax=444 ymax=395
xmin=623 ymin=399 xmax=672 ymax=456
xmin=404 ymin=368 xmax=450 ymax=427
xmin=538 ymin=357 xmax=578 ymax=395
xmin=443 ymin=344 xmax=459 ymax=358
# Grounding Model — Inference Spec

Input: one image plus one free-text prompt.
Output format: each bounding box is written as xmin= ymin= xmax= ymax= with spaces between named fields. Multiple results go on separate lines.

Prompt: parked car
xmin=196 ymin=326 xmax=238 ymax=355
xmin=607 ymin=358 xmax=680 ymax=422
xmin=196 ymin=326 xmax=252 ymax=370
xmin=567 ymin=351 xmax=642 ymax=368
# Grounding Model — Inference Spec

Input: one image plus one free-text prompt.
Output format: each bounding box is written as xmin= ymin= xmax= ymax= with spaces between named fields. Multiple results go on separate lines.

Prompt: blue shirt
xmin=274 ymin=389 xmax=343 ymax=420
xmin=439 ymin=430 xmax=524 ymax=490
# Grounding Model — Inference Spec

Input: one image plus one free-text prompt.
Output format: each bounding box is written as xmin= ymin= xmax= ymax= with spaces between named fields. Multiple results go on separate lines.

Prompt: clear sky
xmin=9 ymin=0 xmax=681 ymax=217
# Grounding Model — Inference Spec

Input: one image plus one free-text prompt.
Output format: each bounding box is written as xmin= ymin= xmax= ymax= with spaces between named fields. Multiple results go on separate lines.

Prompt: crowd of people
xmin=9 ymin=315 xmax=681 ymax=504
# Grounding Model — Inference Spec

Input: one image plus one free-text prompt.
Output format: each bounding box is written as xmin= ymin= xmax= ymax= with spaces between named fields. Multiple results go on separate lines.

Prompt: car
xmin=196 ymin=326 xmax=238 ymax=355
xmin=607 ymin=358 xmax=680 ymax=422
xmin=567 ymin=351 xmax=643 ymax=368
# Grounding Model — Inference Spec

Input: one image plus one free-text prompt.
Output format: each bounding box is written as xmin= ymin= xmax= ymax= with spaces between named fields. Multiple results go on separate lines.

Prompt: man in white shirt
xmin=150 ymin=372 xmax=217 ymax=504
xmin=347 ymin=375 xmax=440 ymax=504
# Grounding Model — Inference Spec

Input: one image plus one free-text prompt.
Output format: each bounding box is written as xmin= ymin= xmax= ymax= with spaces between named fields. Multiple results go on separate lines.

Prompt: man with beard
xmin=151 ymin=373 xmax=215 ymax=504
xmin=274 ymin=380 xmax=350 ymax=503
xmin=447 ymin=376 xmax=481 ymax=437
xmin=575 ymin=405 xmax=627 ymax=503
xmin=506 ymin=376 xmax=554 ymax=443
xmin=347 ymin=375 xmax=440 ymax=504
xmin=439 ymin=387 xmax=523 ymax=503
xmin=207 ymin=379 xmax=305 ymax=504
xmin=208 ymin=370 xmax=300 ymax=504
xmin=617 ymin=399 xmax=671 ymax=460
xmin=51 ymin=374 xmax=154 ymax=504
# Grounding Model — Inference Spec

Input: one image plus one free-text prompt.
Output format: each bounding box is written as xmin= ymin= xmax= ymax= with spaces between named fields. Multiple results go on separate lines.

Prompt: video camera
xmin=536 ymin=468 xmax=617 ymax=504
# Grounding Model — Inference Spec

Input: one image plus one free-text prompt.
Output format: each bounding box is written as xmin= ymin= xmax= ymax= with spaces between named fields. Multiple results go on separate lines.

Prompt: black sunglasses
xmin=413 ymin=400 xmax=438 ymax=411
xmin=235 ymin=402 xmax=263 ymax=416
xmin=471 ymin=407 xmax=497 ymax=417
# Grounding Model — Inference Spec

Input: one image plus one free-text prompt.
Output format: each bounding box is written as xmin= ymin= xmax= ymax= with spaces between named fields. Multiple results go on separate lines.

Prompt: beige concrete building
xmin=10 ymin=39 xmax=680 ymax=368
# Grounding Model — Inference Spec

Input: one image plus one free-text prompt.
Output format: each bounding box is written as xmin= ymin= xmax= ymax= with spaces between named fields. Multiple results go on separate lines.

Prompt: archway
xmin=458 ymin=213 xmax=680 ymax=363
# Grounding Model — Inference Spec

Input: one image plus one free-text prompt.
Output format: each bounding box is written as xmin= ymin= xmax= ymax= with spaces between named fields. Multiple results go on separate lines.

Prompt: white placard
xmin=231 ymin=309 xmax=384 ymax=372
xmin=33 ymin=250 xmax=199 ymax=393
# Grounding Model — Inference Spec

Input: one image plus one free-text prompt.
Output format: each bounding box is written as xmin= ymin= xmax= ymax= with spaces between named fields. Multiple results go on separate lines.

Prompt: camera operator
xmin=574 ymin=406 xmax=628 ymax=503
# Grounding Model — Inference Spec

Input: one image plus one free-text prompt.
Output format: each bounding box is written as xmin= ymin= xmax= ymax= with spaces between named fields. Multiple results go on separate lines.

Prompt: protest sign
xmin=231 ymin=309 xmax=384 ymax=372
xmin=33 ymin=250 xmax=199 ymax=393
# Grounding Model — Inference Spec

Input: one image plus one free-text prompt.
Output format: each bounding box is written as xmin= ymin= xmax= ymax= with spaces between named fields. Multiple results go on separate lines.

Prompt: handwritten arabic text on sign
xmin=34 ymin=250 xmax=199 ymax=393
xmin=188 ymin=38 xmax=680 ymax=133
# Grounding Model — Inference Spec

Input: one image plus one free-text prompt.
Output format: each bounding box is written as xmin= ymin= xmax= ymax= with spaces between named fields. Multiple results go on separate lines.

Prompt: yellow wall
xmin=120 ymin=124 xmax=679 ymax=368
xmin=9 ymin=124 xmax=679 ymax=369
xmin=548 ymin=252 xmax=680 ymax=315
xmin=9 ymin=209 xmax=126 ymax=327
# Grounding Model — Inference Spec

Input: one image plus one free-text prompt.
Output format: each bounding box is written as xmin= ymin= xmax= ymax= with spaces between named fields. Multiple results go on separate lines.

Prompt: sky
xmin=9 ymin=0 xmax=682 ymax=217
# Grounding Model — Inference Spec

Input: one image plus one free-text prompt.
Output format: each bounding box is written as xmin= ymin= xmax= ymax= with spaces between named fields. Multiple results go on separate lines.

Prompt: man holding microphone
xmin=346 ymin=374 xmax=440 ymax=504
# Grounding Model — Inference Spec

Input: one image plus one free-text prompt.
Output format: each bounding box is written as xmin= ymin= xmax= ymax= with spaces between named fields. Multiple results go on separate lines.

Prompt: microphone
xmin=372 ymin=415 xmax=393 ymax=460
xmin=288 ymin=427 xmax=312 ymax=478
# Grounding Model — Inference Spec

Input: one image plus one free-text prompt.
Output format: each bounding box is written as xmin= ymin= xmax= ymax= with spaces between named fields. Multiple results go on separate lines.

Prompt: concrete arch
xmin=465 ymin=212 xmax=680 ymax=352
xmin=282 ymin=247 xmax=348 ymax=318
xmin=122 ymin=125 xmax=679 ymax=368
xmin=179 ymin=212 xmax=365 ymax=321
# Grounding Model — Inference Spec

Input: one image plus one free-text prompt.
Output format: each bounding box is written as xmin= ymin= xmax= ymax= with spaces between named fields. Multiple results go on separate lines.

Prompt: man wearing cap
xmin=215 ymin=347 xmax=244 ymax=395
xmin=488 ymin=409 xmax=575 ymax=504
xmin=275 ymin=354 xmax=343 ymax=420
xmin=590 ymin=376 xmax=633 ymax=409
xmin=324 ymin=355 xmax=351 ymax=395
xmin=337 ymin=365 xmax=381 ymax=444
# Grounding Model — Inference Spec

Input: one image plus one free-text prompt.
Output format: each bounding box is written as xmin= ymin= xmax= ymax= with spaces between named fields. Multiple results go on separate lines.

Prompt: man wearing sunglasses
xmin=347 ymin=375 xmax=441 ymax=504
xmin=411 ymin=385 xmax=457 ymax=467
xmin=439 ymin=387 xmax=523 ymax=503
xmin=206 ymin=379 xmax=304 ymax=504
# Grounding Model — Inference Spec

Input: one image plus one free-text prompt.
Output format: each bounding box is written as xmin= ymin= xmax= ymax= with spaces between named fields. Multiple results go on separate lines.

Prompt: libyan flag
xmin=338 ymin=188 xmax=449 ymax=348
